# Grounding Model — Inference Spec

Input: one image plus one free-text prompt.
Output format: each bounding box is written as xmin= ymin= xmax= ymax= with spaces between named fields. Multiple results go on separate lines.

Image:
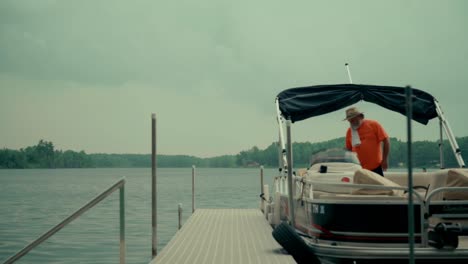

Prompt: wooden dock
xmin=150 ymin=208 xmax=296 ymax=264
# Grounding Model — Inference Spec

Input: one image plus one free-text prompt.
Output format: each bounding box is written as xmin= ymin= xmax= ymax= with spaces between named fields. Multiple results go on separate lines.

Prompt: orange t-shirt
xmin=345 ymin=119 xmax=388 ymax=170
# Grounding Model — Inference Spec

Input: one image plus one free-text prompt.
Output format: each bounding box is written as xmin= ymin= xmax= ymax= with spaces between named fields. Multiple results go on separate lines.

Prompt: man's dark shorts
xmin=371 ymin=165 xmax=384 ymax=177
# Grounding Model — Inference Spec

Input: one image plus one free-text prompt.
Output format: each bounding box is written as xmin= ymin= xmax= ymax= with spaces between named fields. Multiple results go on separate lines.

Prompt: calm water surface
xmin=0 ymin=168 xmax=278 ymax=264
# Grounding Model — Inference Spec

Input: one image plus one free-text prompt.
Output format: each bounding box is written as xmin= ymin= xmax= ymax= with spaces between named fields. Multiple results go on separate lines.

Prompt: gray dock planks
xmin=150 ymin=209 xmax=296 ymax=264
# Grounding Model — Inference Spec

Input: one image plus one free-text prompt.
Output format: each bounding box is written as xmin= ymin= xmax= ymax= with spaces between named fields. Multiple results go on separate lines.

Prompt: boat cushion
xmin=444 ymin=169 xmax=468 ymax=200
xmin=352 ymin=169 xmax=404 ymax=196
xmin=385 ymin=172 xmax=431 ymax=188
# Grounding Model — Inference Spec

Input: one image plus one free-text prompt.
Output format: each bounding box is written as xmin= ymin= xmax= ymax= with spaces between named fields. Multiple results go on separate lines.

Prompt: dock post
xmin=439 ymin=119 xmax=444 ymax=169
xmin=260 ymin=166 xmax=264 ymax=211
xmin=151 ymin=113 xmax=157 ymax=258
xmin=286 ymin=120 xmax=296 ymax=227
xmin=192 ymin=165 xmax=195 ymax=214
xmin=119 ymin=184 xmax=126 ymax=264
xmin=406 ymin=86 xmax=415 ymax=264
xmin=178 ymin=203 xmax=183 ymax=230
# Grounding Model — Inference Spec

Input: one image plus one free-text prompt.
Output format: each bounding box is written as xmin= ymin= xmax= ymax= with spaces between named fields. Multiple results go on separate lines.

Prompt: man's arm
xmin=345 ymin=129 xmax=352 ymax=151
xmin=381 ymin=137 xmax=390 ymax=171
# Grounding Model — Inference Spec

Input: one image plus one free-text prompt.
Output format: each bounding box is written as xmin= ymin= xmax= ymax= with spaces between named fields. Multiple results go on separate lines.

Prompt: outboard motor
xmin=428 ymin=222 xmax=468 ymax=249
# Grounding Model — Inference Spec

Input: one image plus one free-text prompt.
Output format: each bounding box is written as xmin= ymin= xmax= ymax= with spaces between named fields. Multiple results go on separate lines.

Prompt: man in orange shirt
xmin=344 ymin=107 xmax=390 ymax=176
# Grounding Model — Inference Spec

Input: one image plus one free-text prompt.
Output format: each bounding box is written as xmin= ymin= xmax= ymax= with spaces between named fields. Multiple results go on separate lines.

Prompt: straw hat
xmin=343 ymin=107 xmax=364 ymax=121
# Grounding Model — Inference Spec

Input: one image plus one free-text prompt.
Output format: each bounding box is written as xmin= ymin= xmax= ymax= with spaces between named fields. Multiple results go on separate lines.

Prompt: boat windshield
xmin=310 ymin=148 xmax=360 ymax=166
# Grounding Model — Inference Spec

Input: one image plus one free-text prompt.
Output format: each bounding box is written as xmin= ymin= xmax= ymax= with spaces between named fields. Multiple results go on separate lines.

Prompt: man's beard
xmin=351 ymin=121 xmax=362 ymax=130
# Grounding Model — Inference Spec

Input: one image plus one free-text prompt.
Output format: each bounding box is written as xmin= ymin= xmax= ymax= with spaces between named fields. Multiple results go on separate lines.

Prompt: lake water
xmin=0 ymin=168 xmax=278 ymax=264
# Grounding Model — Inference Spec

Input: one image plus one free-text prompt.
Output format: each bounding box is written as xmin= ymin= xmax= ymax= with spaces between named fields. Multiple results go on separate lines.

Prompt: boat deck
xmin=149 ymin=208 xmax=295 ymax=264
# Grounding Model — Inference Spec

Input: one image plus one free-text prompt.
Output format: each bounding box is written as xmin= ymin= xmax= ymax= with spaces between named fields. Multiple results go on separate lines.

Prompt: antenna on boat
xmin=345 ymin=63 xmax=353 ymax=84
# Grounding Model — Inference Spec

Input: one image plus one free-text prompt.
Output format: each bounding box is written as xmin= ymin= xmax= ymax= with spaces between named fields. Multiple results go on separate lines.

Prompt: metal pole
xmin=178 ymin=203 xmax=183 ymax=230
xmin=276 ymin=99 xmax=288 ymax=170
xmin=278 ymin=132 xmax=282 ymax=171
xmin=439 ymin=119 xmax=444 ymax=169
xmin=192 ymin=165 xmax=195 ymax=214
xmin=260 ymin=166 xmax=264 ymax=210
xmin=286 ymin=120 xmax=296 ymax=227
xmin=151 ymin=113 xmax=157 ymax=258
xmin=406 ymin=86 xmax=415 ymax=264
xmin=434 ymin=101 xmax=466 ymax=167
xmin=345 ymin=63 xmax=353 ymax=84
xmin=120 ymin=185 xmax=126 ymax=264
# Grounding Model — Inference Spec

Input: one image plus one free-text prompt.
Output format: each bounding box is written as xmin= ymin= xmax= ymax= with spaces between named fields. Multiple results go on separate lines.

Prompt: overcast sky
xmin=1 ymin=0 xmax=467 ymax=157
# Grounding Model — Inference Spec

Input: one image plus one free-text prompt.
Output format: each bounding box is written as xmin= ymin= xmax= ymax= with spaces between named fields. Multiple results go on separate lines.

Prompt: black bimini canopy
xmin=277 ymin=84 xmax=438 ymax=125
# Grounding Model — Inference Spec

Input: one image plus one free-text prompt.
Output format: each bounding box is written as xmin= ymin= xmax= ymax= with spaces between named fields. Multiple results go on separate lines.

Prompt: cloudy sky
xmin=1 ymin=0 xmax=467 ymax=157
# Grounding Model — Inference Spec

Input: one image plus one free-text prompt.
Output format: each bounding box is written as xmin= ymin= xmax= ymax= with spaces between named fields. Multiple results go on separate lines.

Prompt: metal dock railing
xmin=2 ymin=178 xmax=126 ymax=264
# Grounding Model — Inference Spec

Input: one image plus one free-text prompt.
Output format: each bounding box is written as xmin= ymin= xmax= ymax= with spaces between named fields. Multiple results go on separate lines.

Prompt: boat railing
xmin=274 ymin=175 xmax=289 ymax=194
xmin=425 ymin=187 xmax=468 ymax=219
xmin=274 ymin=175 xmax=468 ymax=204
xmin=274 ymin=175 xmax=425 ymax=202
xmin=2 ymin=178 xmax=126 ymax=264
xmin=295 ymin=176 xmax=425 ymax=203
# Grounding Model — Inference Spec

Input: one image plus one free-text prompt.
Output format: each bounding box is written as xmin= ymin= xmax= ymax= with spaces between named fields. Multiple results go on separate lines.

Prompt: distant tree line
xmin=0 ymin=140 xmax=93 ymax=169
xmin=236 ymin=137 xmax=468 ymax=169
xmin=1 ymin=137 xmax=467 ymax=169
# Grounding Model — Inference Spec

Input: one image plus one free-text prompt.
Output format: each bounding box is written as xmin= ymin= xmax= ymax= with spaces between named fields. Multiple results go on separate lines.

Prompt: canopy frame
xmin=275 ymin=84 xmax=465 ymax=171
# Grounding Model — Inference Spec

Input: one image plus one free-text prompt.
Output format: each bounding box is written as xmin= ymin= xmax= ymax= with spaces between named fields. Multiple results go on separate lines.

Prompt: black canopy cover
xmin=277 ymin=84 xmax=438 ymax=125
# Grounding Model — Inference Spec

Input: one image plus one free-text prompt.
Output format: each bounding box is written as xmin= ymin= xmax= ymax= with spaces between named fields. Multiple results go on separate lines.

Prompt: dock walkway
xmin=150 ymin=208 xmax=296 ymax=264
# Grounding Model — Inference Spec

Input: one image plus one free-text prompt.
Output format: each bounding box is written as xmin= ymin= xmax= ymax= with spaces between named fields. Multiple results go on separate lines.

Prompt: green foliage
xmin=0 ymin=148 xmax=28 ymax=168
xmin=0 ymin=140 xmax=93 ymax=169
xmin=1 ymin=137 xmax=468 ymax=169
